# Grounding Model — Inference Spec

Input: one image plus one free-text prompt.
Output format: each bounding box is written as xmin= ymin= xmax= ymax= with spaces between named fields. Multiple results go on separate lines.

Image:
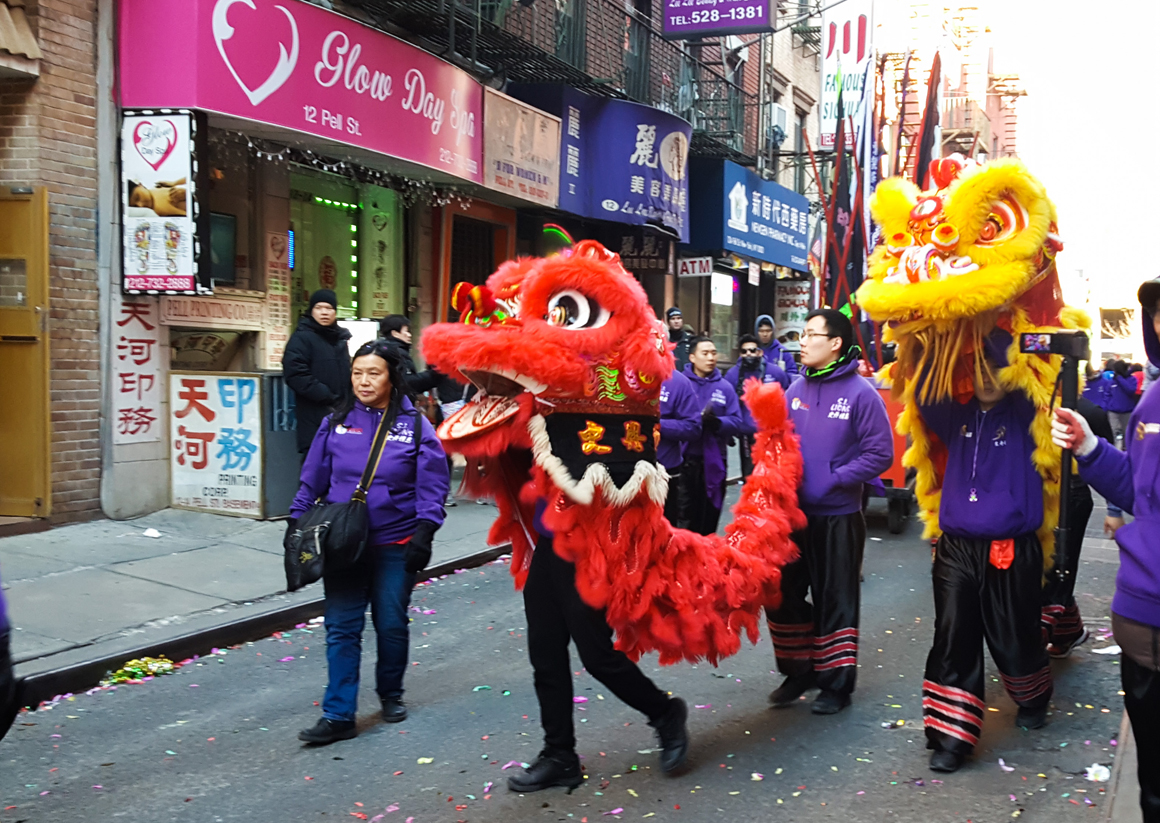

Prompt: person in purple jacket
xmin=1053 ymin=277 xmax=1160 ymax=820
xmin=682 ymin=336 xmax=742 ymax=536
xmin=0 ymin=565 xmax=24 ymax=742
xmin=290 ymin=340 xmax=450 ymax=745
xmin=658 ymin=370 xmax=702 ymax=530
xmin=1100 ymin=359 xmax=1140 ymax=448
xmin=755 ymin=314 xmax=800 ymax=376
xmin=767 ymin=309 xmax=893 ymax=716
xmin=915 ymin=329 xmax=1057 ymax=773
xmin=725 ymin=334 xmax=789 ymax=479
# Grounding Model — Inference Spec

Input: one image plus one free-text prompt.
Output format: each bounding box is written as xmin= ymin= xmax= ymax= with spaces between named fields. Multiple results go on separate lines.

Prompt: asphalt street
xmin=0 ymin=499 xmax=1127 ymax=822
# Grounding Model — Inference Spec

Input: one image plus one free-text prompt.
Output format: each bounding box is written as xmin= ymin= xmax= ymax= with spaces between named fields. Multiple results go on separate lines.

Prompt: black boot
xmin=297 ymin=717 xmax=357 ymax=745
xmin=381 ymin=698 xmax=408 ymax=723
xmin=769 ymin=675 xmax=815 ymax=708
xmin=651 ymin=697 xmax=689 ymax=774
xmin=0 ymin=632 xmax=23 ymax=743
xmin=929 ymin=749 xmax=965 ymax=773
xmin=507 ymin=749 xmax=582 ymax=792
xmin=1016 ymin=705 xmax=1047 ymax=730
xmin=811 ymin=689 xmax=851 ymax=715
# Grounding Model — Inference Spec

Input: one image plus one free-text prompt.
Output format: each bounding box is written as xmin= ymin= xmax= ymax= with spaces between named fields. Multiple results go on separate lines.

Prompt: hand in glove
xmin=702 ymin=406 xmax=722 ymax=435
xmin=283 ymin=517 xmax=299 ymax=551
xmin=1051 ymin=408 xmax=1098 ymax=457
xmin=404 ymin=519 xmax=439 ymax=575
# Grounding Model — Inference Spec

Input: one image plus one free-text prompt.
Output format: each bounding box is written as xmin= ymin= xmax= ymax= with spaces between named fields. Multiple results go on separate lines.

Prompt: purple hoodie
xmin=724 ymin=358 xmax=789 ymax=434
xmin=682 ymin=364 xmax=742 ymax=507
xmin=918 ymin=391 xmax=1043 ymax=539
xmin=658 ymin=371 xmax=702 ymax=471
xmin=291 ymin=397 xmax=450 ymax=546
xmin=1089 ymin=371 xmax=1138 ymax=413
xmin=1076 ymin=308 xmax=1160 ymax=628
xmin=755 ymin=314 xmax=800 ymax=376
xmin=785 ymin=358 xmax=893 ymax=516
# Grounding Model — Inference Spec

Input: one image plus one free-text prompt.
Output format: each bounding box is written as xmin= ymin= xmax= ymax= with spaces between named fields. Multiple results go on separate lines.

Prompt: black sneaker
xmin=506 ymin=750 xmax=582 ymax=792
xmin=381 ymin=698 xmax=408 ymax=723
xmin=297 ymin=717 xmax=357 ymax=745
xmin=650 ymin=697 xmax=689 ymax=774
xmin=811 ymin=690 xmax=851 ymax=715
xmin=1016 ymin=705 xmax=1047 ymax=730
xmin=769 ymin=675 xmax=815 ymax=708
xmin=0 ymin=677 xmax=24 ymax=744
xmin=1048 ymin=627 xmax=1090 ymax=658
xmin=929 ymin=749 xmax=965 ymax=773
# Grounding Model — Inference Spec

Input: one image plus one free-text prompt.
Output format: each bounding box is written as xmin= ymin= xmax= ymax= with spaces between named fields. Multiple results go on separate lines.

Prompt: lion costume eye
xmin=976 ymin=194 xmax=1027 ymax=246
xmin=546 ymin=290 xmax=610 ymax=330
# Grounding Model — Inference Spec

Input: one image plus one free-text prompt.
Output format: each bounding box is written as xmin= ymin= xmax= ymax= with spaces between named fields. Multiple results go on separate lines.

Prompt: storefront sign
xmin=688 ymin=159 xmax=810 ymax=271
xmin=775 ymin=280 xmax=812 ymax=348
xmin=118 ymin=0 xmax=484 ymax=183
xmin=484 ymin=89 xmax=560 ymax=207
xmin=820 ymin=0 xmax=873 ymax=150
xmin=121 ymin=110 xmax=201 ymax=293
xmin=358 ymin=185 xmax=405 ymax=318
xmin=160 ymin=293 xmax=265 ymax=330
xmin=710 ymin=271 xmax=735 ymax=306
xmin=747 ymin=261 xmax=760 ymax=286
xmin=264 ymin=231 xmax=292 ymax=369
xmin=510 ymin=85 xmax=692 ymax=241
xmin=615 ymin=230 xmax=670 ymax=273
xmin=662 ymin=0 xmax=773 ymax=38
xmin=678 ymin=256 xmax=713 ymax=277
xmin=113 ymin=293 xmax=163 ymax=444
xmin=170 ymin=372 xmax=263 ymax=517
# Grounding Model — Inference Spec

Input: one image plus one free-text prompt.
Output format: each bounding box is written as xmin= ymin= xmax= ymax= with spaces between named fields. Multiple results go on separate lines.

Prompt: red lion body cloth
xmin=422 ymin=241 xmax=805 ymax=665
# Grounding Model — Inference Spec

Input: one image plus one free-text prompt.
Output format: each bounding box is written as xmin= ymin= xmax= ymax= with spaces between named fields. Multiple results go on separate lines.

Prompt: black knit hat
xmin=308 ymin=289 xmax=338 ymax=310
xmin=665 ymin=307 xmax=682 ymax=320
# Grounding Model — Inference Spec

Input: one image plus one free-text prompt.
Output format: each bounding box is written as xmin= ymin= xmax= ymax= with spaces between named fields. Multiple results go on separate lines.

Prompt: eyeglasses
xmin=740 ymin=347 xmax=760 ymax=354
xmin=801 ymin=331 xmax=837 ymax=341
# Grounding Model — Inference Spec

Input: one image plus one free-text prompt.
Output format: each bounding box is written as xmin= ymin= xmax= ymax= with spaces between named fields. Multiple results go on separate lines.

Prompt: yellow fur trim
xmin=869 ymin=176 xmax=921 ymax=228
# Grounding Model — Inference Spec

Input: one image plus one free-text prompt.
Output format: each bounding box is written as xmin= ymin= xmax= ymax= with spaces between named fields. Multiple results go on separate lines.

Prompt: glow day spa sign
xmin=118 ymin=0 xmax=483 ymax=183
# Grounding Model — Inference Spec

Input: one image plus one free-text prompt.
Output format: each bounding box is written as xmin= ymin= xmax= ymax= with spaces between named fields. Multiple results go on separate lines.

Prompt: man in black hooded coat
xmin=282 ymin=289 xmax=352 ymax=454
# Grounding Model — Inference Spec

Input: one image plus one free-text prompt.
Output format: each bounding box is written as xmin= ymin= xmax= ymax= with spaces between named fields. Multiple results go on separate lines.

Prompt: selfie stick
xmin=1054 ymin=353 xmax=1077 ymax=582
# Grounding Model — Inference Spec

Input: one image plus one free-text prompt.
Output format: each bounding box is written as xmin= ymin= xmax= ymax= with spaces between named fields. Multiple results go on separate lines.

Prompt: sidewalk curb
xmin=1103 ymin=709 xmax=1138 ymax=823
xmin=18 ymin=544 xmax=511 ymax=710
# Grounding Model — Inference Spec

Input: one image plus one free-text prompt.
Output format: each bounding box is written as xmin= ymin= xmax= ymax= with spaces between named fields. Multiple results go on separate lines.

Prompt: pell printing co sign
xmin=118 ymin=0 xmax=483 ymax=183
xmin=662 ymin=0 xmax=775 ymax=38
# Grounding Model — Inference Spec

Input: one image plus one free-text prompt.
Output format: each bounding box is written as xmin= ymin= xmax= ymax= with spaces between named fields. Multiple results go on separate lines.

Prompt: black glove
xmin=283 ymin=517 xmax=298 ymax=551
xmin=404 ymin=519 xmax=439 ymax=574
xmin=702 ymin=407 xmax=722 ymax=435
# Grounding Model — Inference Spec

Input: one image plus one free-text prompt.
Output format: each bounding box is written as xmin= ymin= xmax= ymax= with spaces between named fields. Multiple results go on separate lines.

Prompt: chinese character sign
xmin=775 ymin=280 xmax=813 ymax=349
xmin=121 ymin=111 xmax=199 ymax=293
xmin=820 ymin=0 xmax=873 ymax=150
xmin=113 ymin=293 xmax=163 ymax=445
xmin=169 ymin=373 xmax=263 ymax=517
xmin=264 ymin=231 xmax=292 ymax=370
xmin=483 ymin=88 xmax=561 ymax=207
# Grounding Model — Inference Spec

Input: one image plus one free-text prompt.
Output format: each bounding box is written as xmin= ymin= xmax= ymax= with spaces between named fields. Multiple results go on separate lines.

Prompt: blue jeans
xmin=322 ymin=547 xmax=415 ymax=722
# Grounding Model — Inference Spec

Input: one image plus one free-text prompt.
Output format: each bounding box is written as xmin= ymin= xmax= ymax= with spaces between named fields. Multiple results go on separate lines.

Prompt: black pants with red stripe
xmin=923 ymin=533 xmax=1053 ymax=756
xmin=1040 ymin=483 xmax=1093 ymax=648
xmin=765 ymin=512 xmax=866 ymax=697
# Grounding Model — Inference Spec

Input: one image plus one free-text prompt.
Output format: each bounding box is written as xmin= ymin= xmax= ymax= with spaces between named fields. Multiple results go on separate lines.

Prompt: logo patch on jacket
xmin=711 ymin=389 xmax=727 ymax=405
xmin=386 ymin=422 xmax=415 ymax=444
xmin=828 ymin=397 xmax=851 ymax=420
xmin=1139 ymin=421 xmax=1160 ymax=440
xmin=334 ymin=425 xmax=363 ymax=435
xmin=791 ymin=397 xmax=809 ymax=411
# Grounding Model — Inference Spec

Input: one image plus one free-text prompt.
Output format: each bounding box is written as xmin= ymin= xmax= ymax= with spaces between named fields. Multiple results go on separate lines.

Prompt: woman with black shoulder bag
xmin=288 ymin=340 xmax=450 ymax=745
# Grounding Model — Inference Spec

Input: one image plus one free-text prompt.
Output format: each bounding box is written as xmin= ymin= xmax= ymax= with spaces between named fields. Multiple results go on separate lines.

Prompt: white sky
xmin=982 ymin=0 xmax=1160 ymax=309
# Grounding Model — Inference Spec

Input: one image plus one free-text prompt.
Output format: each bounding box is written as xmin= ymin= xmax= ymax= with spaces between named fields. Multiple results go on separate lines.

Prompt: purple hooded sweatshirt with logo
xmin=918 ymin=391 xmax=1043 ymax=539
xmin=785 ymin=359 xmax=893 ymax=516
xmin=682 ymin=364 xmax=742 ymax=508
xmin=1077 ymin=308 xmax=1160 ymax=629
xmin=658 ymin=371 xmax=702 ymax=471
xmin=291 ymin=397 xmax=450 ymax=546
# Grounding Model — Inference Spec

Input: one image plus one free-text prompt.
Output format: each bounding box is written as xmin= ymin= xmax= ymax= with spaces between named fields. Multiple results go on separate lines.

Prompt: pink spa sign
xmin=119 ymin=0 xmax=483 ymax=183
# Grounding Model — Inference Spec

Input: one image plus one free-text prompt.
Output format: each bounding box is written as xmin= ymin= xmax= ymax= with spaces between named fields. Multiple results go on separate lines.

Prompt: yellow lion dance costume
xmin=856 ymin=155 xmax=1089 ymax=565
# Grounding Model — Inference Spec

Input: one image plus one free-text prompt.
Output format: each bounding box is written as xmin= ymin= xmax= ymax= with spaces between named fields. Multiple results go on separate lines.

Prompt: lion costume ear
xmin=870 ymin=177 xmax=921 ymax=231
xmin=942 ymin=158 xmax=1055 ymax=269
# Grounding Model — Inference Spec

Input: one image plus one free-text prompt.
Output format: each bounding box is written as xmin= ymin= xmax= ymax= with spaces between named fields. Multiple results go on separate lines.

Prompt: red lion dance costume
xmin=421 ymin=241 xmax=805 ymax=666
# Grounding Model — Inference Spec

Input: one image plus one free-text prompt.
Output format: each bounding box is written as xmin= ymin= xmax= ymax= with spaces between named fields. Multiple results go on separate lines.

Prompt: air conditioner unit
xmin=767 ymin=102 xmax=790 ymax=147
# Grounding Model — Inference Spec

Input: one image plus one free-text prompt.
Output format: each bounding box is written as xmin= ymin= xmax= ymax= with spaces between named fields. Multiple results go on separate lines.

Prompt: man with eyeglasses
xmin=682 ymin=336 xmax=742 ymax=535
xmin=766 ymin=309 xmax=892 ymax=715
xmin=725 ymin=334 xmax=790 ymax=479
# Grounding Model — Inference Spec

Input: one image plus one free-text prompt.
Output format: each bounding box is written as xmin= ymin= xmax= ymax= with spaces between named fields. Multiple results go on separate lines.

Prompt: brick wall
xmin=0 ymin=0 xmax=101 ymax=523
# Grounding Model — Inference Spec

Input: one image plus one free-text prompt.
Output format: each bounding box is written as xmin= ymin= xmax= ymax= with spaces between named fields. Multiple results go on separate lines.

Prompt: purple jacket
xmin=786 ymin=359 xmax=893 ymax=516
xmin=1077 ymin=311 xmax=1160 ymax=628
xmin=919 ymin=391 xmax=1043 ymax=539
xmin=683 ymin=364 xmax=742 ymax=507
xmin=658 ymin=371 xmax=702 ymax=471
xmin=755 ymin=314 xmax=800 ymax=375
xmin=291 ymin=397 xmax=450 ymax=546
xmin=725 ymin=358 xmax=789 ymax=434
xmin=1088 ymin=372 xmax=1138 ymax=413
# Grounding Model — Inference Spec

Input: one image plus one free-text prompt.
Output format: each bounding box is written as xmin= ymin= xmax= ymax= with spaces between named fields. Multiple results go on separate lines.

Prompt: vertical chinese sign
xmin=113 ymin=293 xmax=163 ymax=445
xmin=121 ymin=110 xmax=202 ymax=293
xmin=264 ymin=232 xmax=292 ymax=370
xmin=170 ymin=373 xmax=263 ymax=517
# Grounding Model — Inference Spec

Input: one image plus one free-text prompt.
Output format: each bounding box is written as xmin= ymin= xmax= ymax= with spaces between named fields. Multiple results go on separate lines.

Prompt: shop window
xmin=451 ymin=215 xmax=496 ymax=288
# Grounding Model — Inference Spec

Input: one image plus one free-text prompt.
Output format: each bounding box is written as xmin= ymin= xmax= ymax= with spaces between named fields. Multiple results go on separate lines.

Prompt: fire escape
xmin=343 ymin=0 xmax=758 ymax=163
